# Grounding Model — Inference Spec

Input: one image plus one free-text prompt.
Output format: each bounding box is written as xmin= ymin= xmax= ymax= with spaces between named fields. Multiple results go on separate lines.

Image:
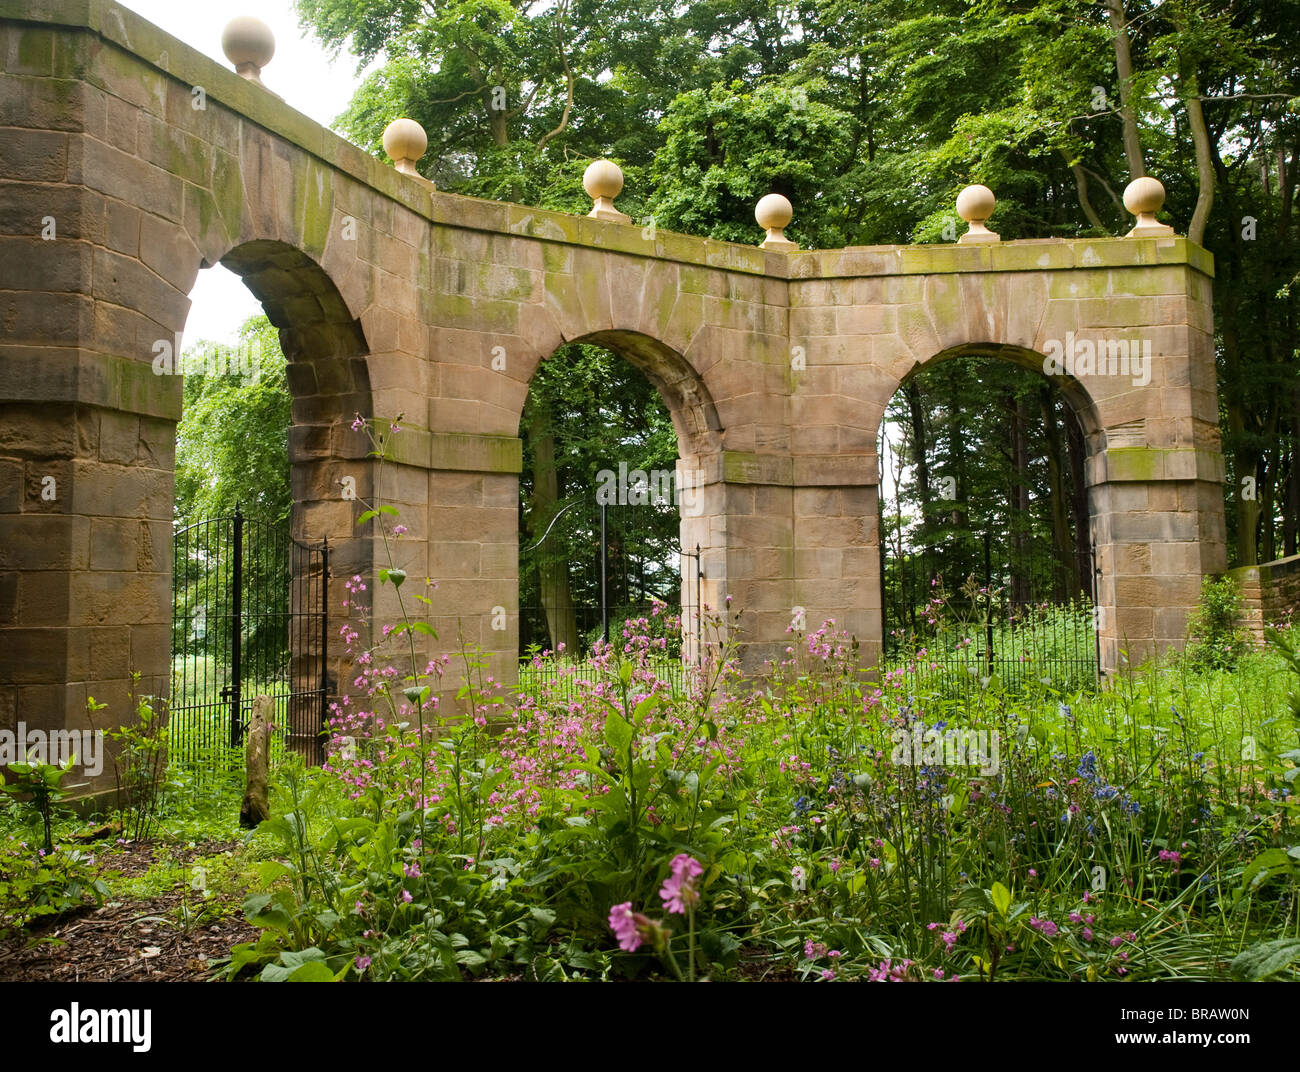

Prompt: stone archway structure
xmin=1 ymin=4 xmax=1224 ymax=791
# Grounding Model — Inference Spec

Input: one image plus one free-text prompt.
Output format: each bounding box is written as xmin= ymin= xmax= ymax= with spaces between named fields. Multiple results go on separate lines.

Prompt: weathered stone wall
xmin=0 ymin=0 xmax=1226 ymax=794
xmin=1229 ymin=555 xmax=1300 ymax=643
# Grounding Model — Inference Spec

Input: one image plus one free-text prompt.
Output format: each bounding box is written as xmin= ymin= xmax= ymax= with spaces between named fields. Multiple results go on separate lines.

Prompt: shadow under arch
xmin=552 ymin=329 xmax=725 ymax=459
xmin=215 ymin=241 xmax=373 ymax=498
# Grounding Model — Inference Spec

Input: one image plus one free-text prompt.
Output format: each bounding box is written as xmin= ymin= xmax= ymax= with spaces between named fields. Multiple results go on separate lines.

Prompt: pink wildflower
xmin=608 ymin=902 xmax=642 ymax=953
xmin=659 ymin=854 xmax=703 ymax=915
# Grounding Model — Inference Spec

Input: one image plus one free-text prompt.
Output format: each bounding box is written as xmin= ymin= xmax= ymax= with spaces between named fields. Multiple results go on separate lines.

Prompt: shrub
xmin=1185 ymin=575 xmax=1253 ymax=670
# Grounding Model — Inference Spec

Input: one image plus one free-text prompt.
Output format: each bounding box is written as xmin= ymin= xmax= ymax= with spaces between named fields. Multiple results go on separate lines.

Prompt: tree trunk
xmin=1105 ymin=0 xmax=1146 ymax=179
xmin=904 ymin=381 xmax=934 ymax=567
xmin=1008 ymin=389 xmax=1032 ymax=604
xmin=946 ymin=370 xmax=972 ymax=583
xmin=1285 ymin=404 xmax=1299 ymax=557
xmin=1064 ymin=403 xmax=1093 ymax=600
xmin=1040 ymin=386 xmax=1078 ymax=598
xmin=524 ymin=402 xmax=580 ymax=655
xmin=1260 ymin=454 xmax=1276 ymax=563
xmin=1064 ymin=152 xmax=1107 ymax=230
xmin=1181 ymin=79 xmax=1217 ymax=245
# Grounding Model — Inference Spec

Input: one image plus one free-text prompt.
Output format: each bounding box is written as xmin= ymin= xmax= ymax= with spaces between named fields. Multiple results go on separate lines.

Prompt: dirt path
xmin=0 ymin=840 xmax=258 ymax=982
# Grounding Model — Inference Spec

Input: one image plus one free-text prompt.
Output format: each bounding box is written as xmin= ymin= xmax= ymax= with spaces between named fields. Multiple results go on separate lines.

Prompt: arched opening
xmin=169 ymin=244 xmax=371 ymax=766
xmin=516 ymin=331 xmax=721 ymax=688
xmin=876 ymin=344 xmax=1101 ymax=691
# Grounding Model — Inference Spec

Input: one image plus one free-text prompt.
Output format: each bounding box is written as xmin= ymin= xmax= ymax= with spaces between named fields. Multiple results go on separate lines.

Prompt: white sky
xmin=120 ymin=1 xmax=374 ymax=345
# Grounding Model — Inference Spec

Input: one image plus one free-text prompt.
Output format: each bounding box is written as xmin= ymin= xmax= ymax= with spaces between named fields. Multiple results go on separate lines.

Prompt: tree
xmin=174 ymin=315 xmax=290 ymax=524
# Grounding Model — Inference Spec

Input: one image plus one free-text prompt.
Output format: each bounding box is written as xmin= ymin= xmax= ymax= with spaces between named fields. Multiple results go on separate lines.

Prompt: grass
xmin=5 ymin=613 xmax=1296 ymax=982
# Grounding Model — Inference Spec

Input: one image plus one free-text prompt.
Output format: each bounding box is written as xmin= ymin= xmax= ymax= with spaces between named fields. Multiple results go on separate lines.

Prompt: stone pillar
xmin=0 ymin=13 xmax=184 ymax=789
xmin=399 ymin=431 xmax=523 ymax=713
xmin=795 ymin=481 xmax=881 ymax=666
xmin=1089 ymin=447 xmax=1226 ymax=668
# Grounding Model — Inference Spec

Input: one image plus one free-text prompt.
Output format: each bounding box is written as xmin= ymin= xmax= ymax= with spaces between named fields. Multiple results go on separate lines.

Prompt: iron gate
xmin=519 ymin=496 xmax=702 ymax=691
xmin=171 ymin=506 xmax=329 ymax=766
xmin=884 ymin=531 xmax=1100 ymax=693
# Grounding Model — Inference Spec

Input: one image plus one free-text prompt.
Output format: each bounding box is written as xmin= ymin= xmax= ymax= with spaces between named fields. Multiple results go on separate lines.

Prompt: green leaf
xmin=286 ymin=961 xmax=337 ymax=982
xmin=455 ymin=949 xmax=488 ymax=970
xmin=604 ymin=710 xmax=634 ymax=755
xmin=357 ymin=510 xmax=379 ymax=525
xmin=990 ymin=881 xmax=1012 ymax=919
xmin=1229 ymin=938 xmax=1300 ymax=980
xmin=633 ymin=692 xmax=663 ymax=723
xmin=1239 ymin=848 xmax=1294 ymax=896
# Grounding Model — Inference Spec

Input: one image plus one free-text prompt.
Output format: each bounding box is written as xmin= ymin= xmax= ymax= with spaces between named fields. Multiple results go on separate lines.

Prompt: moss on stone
xmin=15 ymin=27 xmax=54 ymax=75
xmin=298 ymin=157 xmax=334 ymax=258
xmin=211 ymin=149 xmax=243 ymax=245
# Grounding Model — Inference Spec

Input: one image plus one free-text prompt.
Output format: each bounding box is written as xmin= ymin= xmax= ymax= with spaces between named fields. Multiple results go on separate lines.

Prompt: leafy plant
xmin=85 ymin=673 xmax=170 ymax=842
xmin=1186 ymin=575 xmax=1253 ymax=671
xmin=1 ymin=755 xmax=75 ymax=855
xmin=0 ymin=834 xmax=107 ymax=937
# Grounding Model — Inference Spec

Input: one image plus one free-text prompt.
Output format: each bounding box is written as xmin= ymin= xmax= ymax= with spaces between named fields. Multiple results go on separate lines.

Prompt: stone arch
xmin=182 ymin=240 xmax=377 ymax=735
xmin=878 ymin=341 xmax=1103 ymax=446
xmin=212 ymin=241 xmax=373 ymax=540
xmin=869 ymin=340 xmax=1103 ymax=645
xmin=529 ymin=329 xmax=725 ymax=459
xmin=509 ymin=327 xmax=727 ymax=663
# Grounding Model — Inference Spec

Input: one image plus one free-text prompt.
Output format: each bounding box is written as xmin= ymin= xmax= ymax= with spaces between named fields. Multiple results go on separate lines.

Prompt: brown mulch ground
xmin=0 ymin=839 xmax=258 ymax=982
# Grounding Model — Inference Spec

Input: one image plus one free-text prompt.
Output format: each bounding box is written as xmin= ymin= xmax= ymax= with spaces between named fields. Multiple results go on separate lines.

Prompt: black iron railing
xmin=171 ymin=506 xmax=329 ymax=768
xmin=519 ymin=496 xmax=701 ymax=673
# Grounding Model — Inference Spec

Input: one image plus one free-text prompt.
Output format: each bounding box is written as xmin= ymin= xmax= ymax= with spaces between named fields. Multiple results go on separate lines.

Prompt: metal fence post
xmin=600 ymin=500 xmax=609 ymax=643
xmin=228 ymin=503 xmax=244 ymax=747
xmin=695 ymin=543 xmax=703 ymax=661
xmin=983 ymin=530 xmax=993 ymax=676
xmin=320 ymin=536 xmax=329 ymax=763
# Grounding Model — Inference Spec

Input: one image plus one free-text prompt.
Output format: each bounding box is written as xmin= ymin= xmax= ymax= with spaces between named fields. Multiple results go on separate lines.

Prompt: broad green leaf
xmin=1229 ymin=938 xmax=1300 ymax=981
xmin=287 ymin=961 xmax=337 ymax=982
xmin=604 ymin=710 xmax=634 ymax=754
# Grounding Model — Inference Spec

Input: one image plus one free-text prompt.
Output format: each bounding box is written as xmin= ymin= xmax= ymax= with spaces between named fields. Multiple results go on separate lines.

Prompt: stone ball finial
xmin=1123 ymin=176 xmax=1174 ymax=237
xmin=222 ymin=17 xmax=275 ymax=84
xmin=956 ymin=184 xmax=999 ymax=244
xmin=583 ymin=159 xmax=630 ymax=223
xmin=382 ymin=118 xmax=428 ymax=177
xmin=755 ymin=193 xmax=796 ymax=251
